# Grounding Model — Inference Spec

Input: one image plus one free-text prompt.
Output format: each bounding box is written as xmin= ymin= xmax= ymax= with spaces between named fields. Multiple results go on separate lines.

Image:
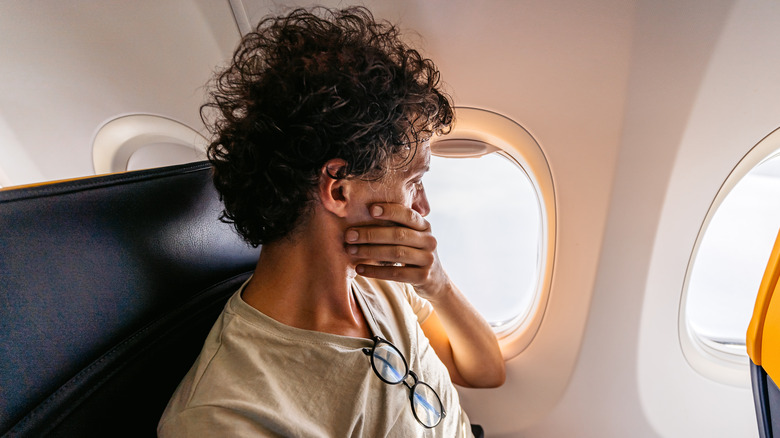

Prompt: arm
xmin=345 ymin=203 xmax=506 ymax=388
xmin=419 ymin=282 xmax=505 ymax=388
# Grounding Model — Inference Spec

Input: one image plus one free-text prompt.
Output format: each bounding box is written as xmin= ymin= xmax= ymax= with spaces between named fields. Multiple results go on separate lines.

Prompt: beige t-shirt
xmin=158 ymin=276 xmax=472 ymax=437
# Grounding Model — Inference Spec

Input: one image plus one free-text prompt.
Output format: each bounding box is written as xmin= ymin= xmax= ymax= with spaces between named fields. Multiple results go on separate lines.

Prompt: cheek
xmin=354 ymin=178 xmax=415 ymax=213
xmin=384 ymin=185 xmax=416 ymax=207
xmin=367 ymin=179 xmax=406 ymax=204
xmin=344 ymin=182 xmax=394 ymax=223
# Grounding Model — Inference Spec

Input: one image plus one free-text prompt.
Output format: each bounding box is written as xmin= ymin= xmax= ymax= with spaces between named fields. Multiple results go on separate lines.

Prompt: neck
xmin=241 ymin=218 xmax=370 ymax=338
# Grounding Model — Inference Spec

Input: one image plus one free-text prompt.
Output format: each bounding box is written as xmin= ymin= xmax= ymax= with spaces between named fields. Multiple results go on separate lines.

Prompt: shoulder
xmin=354 ymin=276 xmax=433 ymax=324
xmin=353 ymin=276 xmax=411 ymax=306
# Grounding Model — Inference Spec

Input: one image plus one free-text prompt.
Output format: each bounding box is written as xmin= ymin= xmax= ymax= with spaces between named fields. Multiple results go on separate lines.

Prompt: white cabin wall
xmin=0 ymin=0 xmax=238 ymax=185
xmin=0 ymin=115 xmax=42 ymax=187
xmin=525 ymin=0 xmax=738 ymax=436
xmin=529 ymin=0 xmax=780 ymax=436
xmin=639 ymin=0 xmax=780 ymax=436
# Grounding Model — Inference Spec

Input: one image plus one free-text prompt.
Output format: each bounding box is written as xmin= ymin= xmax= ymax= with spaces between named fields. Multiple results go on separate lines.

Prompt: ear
xmin=318 ymin=159 xmax=350 ymax=218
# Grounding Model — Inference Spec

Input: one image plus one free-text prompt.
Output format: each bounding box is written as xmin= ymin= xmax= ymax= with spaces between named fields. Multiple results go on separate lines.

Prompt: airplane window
xmin=92 ymin=115 xmax=206 ymax=175
xmin=426 ymin=152 xmax=542 ymax=328
xmin=424 ymin=107 xmax=554 ymax=357
xmin=685 ymin=151 xmax=780 ymax=360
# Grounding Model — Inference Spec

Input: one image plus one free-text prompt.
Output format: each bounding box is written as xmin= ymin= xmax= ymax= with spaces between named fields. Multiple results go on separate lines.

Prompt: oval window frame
xmin=92 ymin=114 xmax=207 ymax=174
xmin=431 ymin=107 xmax=556 ymax=358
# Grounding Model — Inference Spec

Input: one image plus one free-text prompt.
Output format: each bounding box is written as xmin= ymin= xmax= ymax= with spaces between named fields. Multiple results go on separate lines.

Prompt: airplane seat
xmin=0 ymin=161 xmax=261 ymax=437
xmin=748 ymin=227 xmax=780 ymax=438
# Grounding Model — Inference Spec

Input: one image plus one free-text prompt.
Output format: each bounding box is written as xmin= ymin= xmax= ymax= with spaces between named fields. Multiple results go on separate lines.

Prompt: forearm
xmin=421 ymin=280 xmax=506 ymax=388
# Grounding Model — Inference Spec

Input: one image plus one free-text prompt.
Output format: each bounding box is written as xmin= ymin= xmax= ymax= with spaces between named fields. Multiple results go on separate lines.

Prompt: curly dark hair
xmin=203 ymin=6 xmax=453 ymax=246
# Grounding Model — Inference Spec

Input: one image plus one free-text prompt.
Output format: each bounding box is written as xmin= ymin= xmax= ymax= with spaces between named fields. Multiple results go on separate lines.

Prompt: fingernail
xmin=371 ymin=205 xmax=383 ymax=217
xmin=346 ymin=230 xmax=358 ymax=242
xmin=347 ymin=245 xmax=357 ymax=255
xmin=356 ymin=265 xmax=365 ymax=274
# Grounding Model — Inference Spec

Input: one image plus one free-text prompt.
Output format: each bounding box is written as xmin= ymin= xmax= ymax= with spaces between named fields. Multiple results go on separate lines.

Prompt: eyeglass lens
xmin=411 ymin=382 xmax=443 ymax=428
xmin=373 ymin=343 xmax=406 ymax=384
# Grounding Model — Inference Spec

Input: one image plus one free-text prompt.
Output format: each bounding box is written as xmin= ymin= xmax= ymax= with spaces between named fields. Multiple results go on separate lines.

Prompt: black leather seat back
xmin=0 ymin=162 xmax=260 ymax=437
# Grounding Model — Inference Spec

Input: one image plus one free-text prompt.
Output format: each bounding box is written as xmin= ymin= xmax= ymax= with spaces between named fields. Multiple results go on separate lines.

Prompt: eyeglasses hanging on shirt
xmin=362 ymin=335 xmax=447 ymax=428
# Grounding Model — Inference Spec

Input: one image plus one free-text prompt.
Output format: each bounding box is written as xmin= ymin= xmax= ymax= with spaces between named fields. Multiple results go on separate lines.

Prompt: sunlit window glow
xmin=425 ymin=152 xmax=543 ymax=327
xmin=687 ymin=154 xmax=780 ymax=355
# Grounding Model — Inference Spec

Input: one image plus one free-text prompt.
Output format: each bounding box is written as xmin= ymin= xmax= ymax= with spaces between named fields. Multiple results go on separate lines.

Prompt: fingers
xmin=369 ymin=203 xmax=429 ymax=231
xmin=355 ymin=263 xmax=434 ymax=285
xmin=346 ymin=243 xmax=435 ymax=267
xmin=346 ymin=203 xmax=443 ymax=290
xmin=345 ymin=225 xmax=436 ymax=250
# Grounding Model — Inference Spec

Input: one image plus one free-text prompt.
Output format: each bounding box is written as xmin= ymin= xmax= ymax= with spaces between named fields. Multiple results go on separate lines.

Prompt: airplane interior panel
xmin=3 ymin=0 xmax=780 ymax=436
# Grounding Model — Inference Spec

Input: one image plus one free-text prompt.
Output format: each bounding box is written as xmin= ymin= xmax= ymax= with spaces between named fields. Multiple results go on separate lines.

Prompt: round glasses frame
xmin=362 ymin=335 xmax=447 ymax=428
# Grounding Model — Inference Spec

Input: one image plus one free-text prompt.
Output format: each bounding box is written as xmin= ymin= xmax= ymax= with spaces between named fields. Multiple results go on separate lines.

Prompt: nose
xmin=412 ymin=186 xmax=430 ymax=217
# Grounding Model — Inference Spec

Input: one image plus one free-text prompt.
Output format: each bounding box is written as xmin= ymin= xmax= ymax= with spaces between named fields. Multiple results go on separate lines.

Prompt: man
xmin=158 ymin=6 xmax=504 ymax=437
